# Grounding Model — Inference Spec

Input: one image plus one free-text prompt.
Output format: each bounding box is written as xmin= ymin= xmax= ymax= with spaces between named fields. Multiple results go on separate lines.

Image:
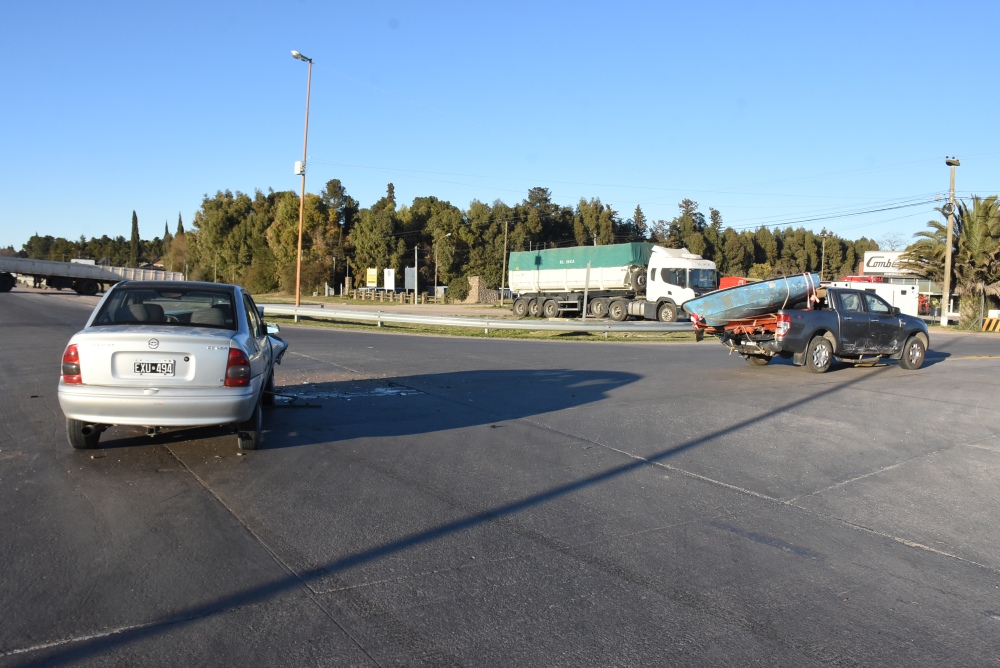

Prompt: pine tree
xmin=129 ymin=211 xmax=140 ymax=267
xmin=176 ymin=212 xmax=185 ymax=236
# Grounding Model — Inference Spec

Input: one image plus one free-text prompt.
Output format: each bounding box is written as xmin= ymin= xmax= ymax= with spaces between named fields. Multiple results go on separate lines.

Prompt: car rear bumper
xmin=58 ymin=380 xmax=259 ymax=427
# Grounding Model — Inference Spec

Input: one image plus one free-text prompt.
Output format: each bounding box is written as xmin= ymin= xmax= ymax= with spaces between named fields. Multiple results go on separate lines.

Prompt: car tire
xmin=67 ymin=418 xmax=100 ymax=449
xmin=657 ymin=302 xmax=678 ymax=322
xmin=746 ymin=354 xmax=771 ymax=366
xmin=898 ymin=336 xmax=926 ymax=370
xmin=262 ymin=371 xmax=276 ymax=406
xmin=805 ymin=336 xmax=833 ymax=373
xmin=237 ymin=399 xmax=263 ymax=451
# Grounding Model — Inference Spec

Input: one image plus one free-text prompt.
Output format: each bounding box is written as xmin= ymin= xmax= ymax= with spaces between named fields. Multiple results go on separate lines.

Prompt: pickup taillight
xmin=224 ymin=348 xmax=251 ymax=387
xmin=775 ymin=313 xmax=791 ymax=338
xmin=62 ymin=344 xmax=82 ymax=384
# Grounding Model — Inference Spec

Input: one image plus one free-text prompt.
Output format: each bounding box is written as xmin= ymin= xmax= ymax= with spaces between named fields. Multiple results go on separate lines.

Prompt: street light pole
xmin=291 ymin=50 xmax=313 ymax=308
xmin=941 ymin=157 xmax=960 ymax=327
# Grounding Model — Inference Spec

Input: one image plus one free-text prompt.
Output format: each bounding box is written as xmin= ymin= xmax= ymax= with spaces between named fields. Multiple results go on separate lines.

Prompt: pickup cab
xmin=713 ymin=287 xmax=930 ymax=373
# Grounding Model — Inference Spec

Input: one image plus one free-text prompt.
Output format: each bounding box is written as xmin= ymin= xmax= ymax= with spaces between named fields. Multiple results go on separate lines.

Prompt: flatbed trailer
xmin=0 ymin=257 xmax=183 ymax=295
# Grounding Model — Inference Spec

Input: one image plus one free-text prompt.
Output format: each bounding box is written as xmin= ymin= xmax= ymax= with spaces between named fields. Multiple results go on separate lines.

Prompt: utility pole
xmin=500 ymin=220 xmax=509 ymax=307
xmin=941 ymin=157 xmax=960 ymax=326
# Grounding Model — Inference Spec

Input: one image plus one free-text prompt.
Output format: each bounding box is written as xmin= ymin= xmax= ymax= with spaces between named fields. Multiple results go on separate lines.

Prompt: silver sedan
xmin=57 ymin=280 xmax=287 ymax=450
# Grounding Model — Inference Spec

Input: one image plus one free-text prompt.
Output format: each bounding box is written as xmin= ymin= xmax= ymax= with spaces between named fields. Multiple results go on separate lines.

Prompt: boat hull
xmin=682 ymin=273 xmax=821 ymax=326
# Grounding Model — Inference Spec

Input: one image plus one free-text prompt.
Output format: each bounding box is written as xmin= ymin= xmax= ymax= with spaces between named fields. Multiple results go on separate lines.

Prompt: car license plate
xmin=134 ymin=361 xmax=174 ymax=376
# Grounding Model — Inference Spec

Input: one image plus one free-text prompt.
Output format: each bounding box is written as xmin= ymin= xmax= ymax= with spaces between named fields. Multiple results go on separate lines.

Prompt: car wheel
xmin=542 ymin=299 xmax=559 ymax=318
xmin=898 ymin=336 xmax=926 ymax=370
xmin=237 ymin=399 xmax=263 ymax=451
xmin=67 ymin=418 xmax=100 ymax=449
xmin=512 ymin=298 xmax=528 ymax=318
xmin=608 ymin=300 xmax=628 ymax=322
xmin=262 ymin=371 xmax=276 ymax=406
xmin=746 ymin=354 xmax=771 ymax=366
xmin=657 ymin=302 xmax=678 ymax=322
xmin=805 ymin=336 xmax=833 ymax=373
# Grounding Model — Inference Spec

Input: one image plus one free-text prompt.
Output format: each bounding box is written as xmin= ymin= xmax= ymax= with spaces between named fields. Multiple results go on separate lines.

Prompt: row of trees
xmin=11 ymin=181 xmax=999 ymax=324
xmin=12 ymin=181 xmax=883 ymax=293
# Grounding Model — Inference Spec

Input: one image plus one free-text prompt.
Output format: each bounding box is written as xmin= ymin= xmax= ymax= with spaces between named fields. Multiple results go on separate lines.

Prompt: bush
xmin=447 ymin=275 xmax=470 ymax=302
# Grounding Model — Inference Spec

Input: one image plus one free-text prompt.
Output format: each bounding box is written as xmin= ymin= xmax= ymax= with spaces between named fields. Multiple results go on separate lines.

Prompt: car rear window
xmin=91 ymin=287 xmax=237 ymax=330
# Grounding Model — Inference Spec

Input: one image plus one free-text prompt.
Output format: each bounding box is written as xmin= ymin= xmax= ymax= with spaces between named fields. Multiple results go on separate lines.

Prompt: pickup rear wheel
xmin=746 ymin=354 xmax=771 ymax=366
xmin=805 ymin=336 xmax=833 ymax=373
xmin=898 ymin=336 xmax=926 ymax=370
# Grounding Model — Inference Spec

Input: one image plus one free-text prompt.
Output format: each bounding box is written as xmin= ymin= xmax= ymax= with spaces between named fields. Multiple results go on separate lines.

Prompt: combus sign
xmin=863 ymin=251 xmax=912 ymax=276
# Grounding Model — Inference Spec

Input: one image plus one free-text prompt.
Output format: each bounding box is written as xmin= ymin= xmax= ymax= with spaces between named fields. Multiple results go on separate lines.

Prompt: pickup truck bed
xmin=697 ymin=287 xmax=930 ymax=372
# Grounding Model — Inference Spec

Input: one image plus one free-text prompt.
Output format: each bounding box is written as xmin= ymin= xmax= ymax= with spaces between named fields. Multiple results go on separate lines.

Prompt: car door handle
xmin=843 ymin=316 xmax=853 ymax=320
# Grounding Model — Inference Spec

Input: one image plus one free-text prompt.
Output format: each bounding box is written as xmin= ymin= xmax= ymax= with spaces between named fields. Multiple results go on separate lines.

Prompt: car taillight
xmin=776 ymin=313 xmax=791 ymax=338
xmin=224 ymin=348 xmax=251 ymax=387
xmin=62 ymin=344 xmax=82 ymax=384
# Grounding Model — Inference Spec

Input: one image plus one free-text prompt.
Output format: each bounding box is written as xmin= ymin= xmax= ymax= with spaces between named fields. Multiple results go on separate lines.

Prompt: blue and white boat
xmin=682 ymin=273 xmax=821 ymax=327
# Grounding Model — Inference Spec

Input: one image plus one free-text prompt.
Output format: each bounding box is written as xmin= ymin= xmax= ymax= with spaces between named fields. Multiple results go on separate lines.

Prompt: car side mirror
xmin=892 ymin=307 xmax=901 ymax=316
xmin=267 ymin=322 xmax=281 ymax=335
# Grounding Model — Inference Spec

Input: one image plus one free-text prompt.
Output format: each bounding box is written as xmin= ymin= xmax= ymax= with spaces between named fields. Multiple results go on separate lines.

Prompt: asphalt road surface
xmin=2 ymin=289 xmax=999 ymax=667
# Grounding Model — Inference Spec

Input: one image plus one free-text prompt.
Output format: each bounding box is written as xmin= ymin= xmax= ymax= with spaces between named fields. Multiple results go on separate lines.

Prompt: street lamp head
xmin=291 ymin=50 xmax=312 ymax=62
xmin=945 ymin=157 xmax=960 ymax=167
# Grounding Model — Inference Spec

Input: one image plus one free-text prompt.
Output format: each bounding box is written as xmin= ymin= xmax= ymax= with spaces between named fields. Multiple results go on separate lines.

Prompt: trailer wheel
xmin=78 ymin=280 xmax=99 ymax=296
xmin=591 ymin=299 xmax=609 ymax=318
xmin=512 ymin=298 xmax=528 ymax=318
xmin=898 ymin=336 xmax=926 ymax=370
xmin=804 ymin=336 xmax=833 ymax=373
xmin=608 ymin=300 xmax=628 ymax=322
xmin=746 ymin=354 xmax=771 ymax=366
xmin=657 ymin=302 xmax=678 ymax=322
xmin=542 ymin=299 xmax=559 ymax=318
xmin=0 ymin=273 xmax=14 ymax=292
xmin=527 ymin=299 xmax=542 ymax=318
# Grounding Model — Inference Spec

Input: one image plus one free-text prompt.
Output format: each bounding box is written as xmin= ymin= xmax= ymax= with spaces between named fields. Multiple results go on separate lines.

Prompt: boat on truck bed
xmin=0 ymin=256 xmax=183 ymax=295
xmin=689 ymin=280 xmax=929 ymax=373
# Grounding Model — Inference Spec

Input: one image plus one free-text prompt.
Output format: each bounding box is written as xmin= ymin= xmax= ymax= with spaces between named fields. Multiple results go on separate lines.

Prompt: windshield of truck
xmin=688 ymin=269 xmax=717 ymax=289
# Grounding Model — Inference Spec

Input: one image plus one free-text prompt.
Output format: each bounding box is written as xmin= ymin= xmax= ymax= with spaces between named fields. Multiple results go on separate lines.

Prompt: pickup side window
xmin=838 ymin=292 xmax=862 ymax=312
xmin=863 ymin=293 xmax=892 ymax=314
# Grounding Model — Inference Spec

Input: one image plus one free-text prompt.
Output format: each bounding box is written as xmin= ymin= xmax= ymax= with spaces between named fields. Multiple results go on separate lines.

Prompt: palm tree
xmin=953 ymin=196 xmax=1000 ymax=325
xmin=901 ymin=196 xmax=1000 ymax=327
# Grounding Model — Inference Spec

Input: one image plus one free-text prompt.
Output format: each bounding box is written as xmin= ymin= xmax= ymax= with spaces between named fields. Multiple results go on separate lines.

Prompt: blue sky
xmin=2 ymin=0 xmax=998 ymax=252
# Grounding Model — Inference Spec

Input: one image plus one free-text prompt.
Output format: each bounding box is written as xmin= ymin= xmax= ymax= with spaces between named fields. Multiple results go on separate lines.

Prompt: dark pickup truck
xmin=712 ymin=287 xmax=930 ymax=373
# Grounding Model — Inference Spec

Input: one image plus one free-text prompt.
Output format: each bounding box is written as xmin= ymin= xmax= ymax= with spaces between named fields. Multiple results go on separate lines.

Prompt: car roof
xmin=112 ymin=280 xmax=240 ymax=293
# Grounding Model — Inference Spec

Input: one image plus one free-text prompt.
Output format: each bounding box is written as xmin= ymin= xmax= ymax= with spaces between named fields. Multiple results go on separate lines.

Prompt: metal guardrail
xmin=259 ymin=304 xmax=694 ymax=334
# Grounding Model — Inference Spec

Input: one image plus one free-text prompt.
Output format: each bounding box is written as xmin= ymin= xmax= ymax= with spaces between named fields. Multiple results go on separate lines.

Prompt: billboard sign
xmin=366 ymin=268 xmax=378 ymax=287
xmin=863 ymin=251 xmax=912 ymax=276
